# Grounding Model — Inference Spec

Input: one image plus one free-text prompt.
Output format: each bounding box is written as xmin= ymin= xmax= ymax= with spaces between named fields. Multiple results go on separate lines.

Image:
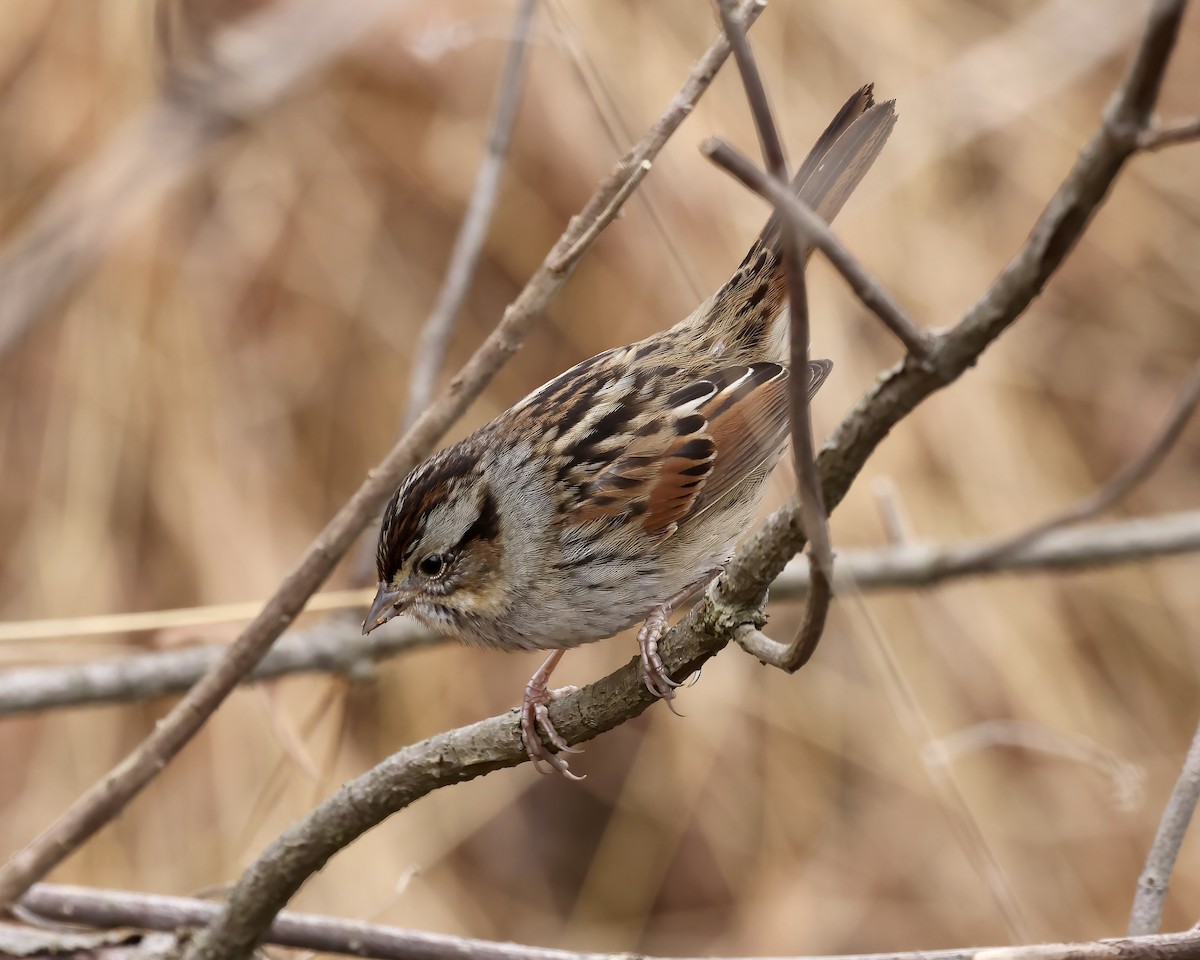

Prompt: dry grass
xmin=1 ymin=0 xmax=1199 ymax=954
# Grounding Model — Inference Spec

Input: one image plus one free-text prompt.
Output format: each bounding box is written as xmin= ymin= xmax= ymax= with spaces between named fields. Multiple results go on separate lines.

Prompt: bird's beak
xmin=363 ymin=582 xmax=406 ymax=635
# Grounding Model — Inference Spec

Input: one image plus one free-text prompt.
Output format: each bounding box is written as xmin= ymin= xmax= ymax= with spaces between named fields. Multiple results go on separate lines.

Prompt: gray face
xmin=365 ymin=447 xmax=503 ymax=635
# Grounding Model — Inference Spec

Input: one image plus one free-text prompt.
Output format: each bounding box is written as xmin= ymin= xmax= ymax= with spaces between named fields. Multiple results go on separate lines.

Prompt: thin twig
xmin=955 ymin=359 xmax=1200 ymax=571
xmin=1138 ymin=116 xmax=1200 ymax=151
xmin=3 ymin=510 xmax=1200 ymax=717
xmin=1128 ymin=714 xmax=1200 ymax=935
xmin=0 ymin=617 xmax=434 ymax=716
xmin=702 ymin=137 xmax=933 ymax=359
xmin=401 ymin=0 xmax=538 ymax=432
xmin=775 ymin=565 xmax=830 ymax=671
xmin=714 ymin=0 xmax=834 ymax=667
xmin=17 ymin=884 xmax=1200 ymax=960
xmin=713 ymin=0 xmax=787 ymax=180
xmin=0 ymin=0 xmax=766 ymax=911
xmin=808 ymin=509 xmax=1200 ymax=593
xmin=547 ymin=159 xmax=653 ymax=271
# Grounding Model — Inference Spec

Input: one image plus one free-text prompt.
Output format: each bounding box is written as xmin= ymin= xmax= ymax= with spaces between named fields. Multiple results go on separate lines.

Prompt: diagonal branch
xmin=715 ymin=0 xmax=1190 ymax=618
xmin=0 ymin=0 xmax=767 ymax=911
xmin=1128 ymin=713 xmax=1200 ymax=935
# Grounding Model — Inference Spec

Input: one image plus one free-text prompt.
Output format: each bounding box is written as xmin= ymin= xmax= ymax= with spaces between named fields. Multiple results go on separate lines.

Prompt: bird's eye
xmin=417 ymin=552 xmax=451 ymax=579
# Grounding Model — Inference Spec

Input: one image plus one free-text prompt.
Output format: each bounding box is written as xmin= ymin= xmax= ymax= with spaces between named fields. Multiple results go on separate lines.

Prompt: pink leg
xmin=520 ymin=650 xmax=584 ymax=780
xmin=638 ymin=570 xmax=721 ymax=712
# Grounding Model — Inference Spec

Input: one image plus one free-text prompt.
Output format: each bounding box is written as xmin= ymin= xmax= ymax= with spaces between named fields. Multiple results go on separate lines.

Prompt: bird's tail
xmin=697 ymin=84 xmax=896 ymax=362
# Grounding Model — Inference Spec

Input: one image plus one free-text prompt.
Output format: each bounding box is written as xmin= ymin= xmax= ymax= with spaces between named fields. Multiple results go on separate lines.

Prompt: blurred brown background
xmin=1 ymin=0 xmax=1199 ymax=955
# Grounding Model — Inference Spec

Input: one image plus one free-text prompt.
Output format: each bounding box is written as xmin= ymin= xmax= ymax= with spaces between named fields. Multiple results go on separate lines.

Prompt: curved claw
xmin=638 ymin=612 xmax=685 ymax=707
xmin=520 ymin=664 xmax=586 ymax=780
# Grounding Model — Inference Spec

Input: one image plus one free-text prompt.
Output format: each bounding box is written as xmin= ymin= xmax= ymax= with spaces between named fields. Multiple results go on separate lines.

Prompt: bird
xmin=363 ymin=85 xmax=896 ymax=778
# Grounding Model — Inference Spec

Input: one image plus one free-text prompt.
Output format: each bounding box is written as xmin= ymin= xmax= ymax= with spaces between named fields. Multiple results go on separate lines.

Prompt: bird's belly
xmin=514 ymin=548 xmax=733 ymax=652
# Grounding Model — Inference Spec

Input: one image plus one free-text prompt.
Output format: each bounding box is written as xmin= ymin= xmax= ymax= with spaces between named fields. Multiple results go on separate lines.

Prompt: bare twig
xmin=3 ymin=511 xmax=1199 ymax=718
xmin=546 ymin=159 xmax=653 ymax=271
xmin=1128 ymin=714 xmax=1200 ymax=935
xmin=701 ymin=137 xmax=934 ymax=359
xmin=713 ymin=0 xmax=787 ymax=180
xmin=956 ymin=359 xmax=1200 ymax=571
xmin=0 ymin=0 xmax=765 ymax=911
xmin=776 ymin=564 xmax=830 ymax=671
xmin=401 ymin=0 xmax=537 ymax=432
xmin=17 ymin=884 xmax=1200 ymax=960
xmin=1138 ymin=116 xmax=1200 ymax=150
xmin=820 ymin=509 xmax=1200 ymax=592
xmin=714 ymin=0 xmax=834 ymax=669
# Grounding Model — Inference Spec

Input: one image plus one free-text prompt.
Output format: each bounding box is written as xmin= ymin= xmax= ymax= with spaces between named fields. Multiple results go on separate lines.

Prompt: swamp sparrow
xmin=364 ymin=85 xmax=895 ymax=777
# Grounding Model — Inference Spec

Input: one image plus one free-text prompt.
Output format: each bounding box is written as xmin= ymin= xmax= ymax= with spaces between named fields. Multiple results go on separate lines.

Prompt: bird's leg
xmin=520 ymin=649 xmax=583 ymax=780
xmin=638 ymin=569 xmax=722 ymax=712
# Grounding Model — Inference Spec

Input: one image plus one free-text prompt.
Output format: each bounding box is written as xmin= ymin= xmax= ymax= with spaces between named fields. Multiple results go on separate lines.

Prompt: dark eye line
xmin=457 ymin=489 xmax=500 ymax=548
xmin=413 ymin=488 xmax=498 ymax=582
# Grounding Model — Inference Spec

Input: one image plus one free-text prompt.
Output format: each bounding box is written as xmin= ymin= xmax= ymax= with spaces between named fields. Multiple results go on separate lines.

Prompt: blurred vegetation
xmin=1 ymin=0 xmax=1198 ymax=954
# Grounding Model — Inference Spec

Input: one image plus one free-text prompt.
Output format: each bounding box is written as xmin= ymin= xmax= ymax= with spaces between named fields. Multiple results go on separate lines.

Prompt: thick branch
xmin=0 ymin=0 xmax=766 ymax=910
xmin=14 ymin=884 xmax=1200 ymax=960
